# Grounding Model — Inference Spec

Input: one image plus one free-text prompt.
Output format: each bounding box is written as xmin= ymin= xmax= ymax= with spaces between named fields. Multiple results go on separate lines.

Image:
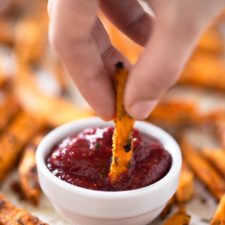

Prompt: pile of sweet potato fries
xmin=0 ymin=1 xmax=224 ymax=224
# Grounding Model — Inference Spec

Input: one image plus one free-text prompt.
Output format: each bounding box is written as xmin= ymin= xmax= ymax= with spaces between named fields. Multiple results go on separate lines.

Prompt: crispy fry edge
xmin=109 ymin=62 xmax=134 ymax=182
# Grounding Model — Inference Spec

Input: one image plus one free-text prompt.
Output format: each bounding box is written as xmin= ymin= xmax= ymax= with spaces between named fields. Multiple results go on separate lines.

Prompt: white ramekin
xmin=36 ymin=117 xmax=182 ymax=225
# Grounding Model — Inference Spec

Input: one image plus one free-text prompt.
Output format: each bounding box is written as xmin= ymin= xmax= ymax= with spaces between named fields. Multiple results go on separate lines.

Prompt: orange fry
xmin=14 ymin=65 xmax=93 ymax=126
xmin=196 ymin=28 xmax=224 ymax=55
xmin=15 ymin=18 xmax=47 ymax=65
xmin=175 ymin=161 xmax=194 ymax=203
xmin=0 ymin=95 xmax=20 ymax=133
xmin=160 ymin=197 xmax=175 ymax=219
xmin=213 ymin=113 xmax=225 ymax=149
xmin=0 ymin=112 xmax=44 ymax=182
xmin=109 ymin=62 xmax=134 ymax=182
xmin=181 ymin=138 xmax=225 ymax=200
xmin=211 ymin=194 xmax=225 ymax=225
xmin=163 ymin=210 xmax=191 ymax=225
xmin=18 ymin=134 xmax=44 ymax=205
xmin=179 ymin=54 xmax=225 ymax=91
xmin=147 ymin=100 xmax=200 ymax=128
xmin=202 ymin=149 xmax=225 ymax=177
xmin=0 ymin=193 xmax=48 ymax=225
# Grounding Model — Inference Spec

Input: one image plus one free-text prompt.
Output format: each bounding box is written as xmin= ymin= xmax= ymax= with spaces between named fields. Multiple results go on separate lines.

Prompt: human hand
xmin=48 ymin=0 xmax=225 ymax=120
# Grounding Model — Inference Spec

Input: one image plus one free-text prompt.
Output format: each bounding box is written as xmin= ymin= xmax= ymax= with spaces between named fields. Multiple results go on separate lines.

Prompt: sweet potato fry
xmin=160 ymin=197 xmax=175 ymax=219
xmin=163 ymin=210 xmax=191 ymax=225
xmin=179 ymin=54 xmax=225 ymax=91
xmin=216 ymin=122 xmax=225 ymax=149
xmin=181 ymin=138 xmax=225 ymax=200
xmin=213 ymin=113 xmax=225 ymax=149
xmin=15 ymin=18 xmax=47 ymax=64
xmin=0 ymin=95 xmax=20 ymax=133
xmin=175 ymin=162 xmax=194 ymax=203
xmin=14 ymin=65 xmax=93 ymax=126
xmin=0 ymin=112 xmax=44 ymax=182
xmin=202 ymin=149 xmax=225 ymax=177
xmin=0 ymin=193 xmax=48 ymax=225
xmin=18 ymin=134 xmax=44 ymax=205
xmin=109 ymin=62 xmax=134 ymax=182
xmin=196 ymin=28 xmax=224 ymax=55
xmin=211 ymin=194 xmax=225 ymax=225
xmin=147 ymin=100 xmax=200 ymax=128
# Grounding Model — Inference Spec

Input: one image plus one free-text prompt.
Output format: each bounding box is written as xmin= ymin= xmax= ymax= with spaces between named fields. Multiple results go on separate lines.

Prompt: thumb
xmin=124 ymin=22 xmax=205 ymax=120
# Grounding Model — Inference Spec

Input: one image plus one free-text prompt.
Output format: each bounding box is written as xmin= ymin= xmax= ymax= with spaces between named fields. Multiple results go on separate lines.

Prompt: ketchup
xmin=47 ymin=127 xmax=171 ymax=191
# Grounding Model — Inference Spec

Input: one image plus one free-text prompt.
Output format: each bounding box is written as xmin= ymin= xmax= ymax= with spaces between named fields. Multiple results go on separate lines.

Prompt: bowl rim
xmin=36 ymin=117 xmax=182 ymax=200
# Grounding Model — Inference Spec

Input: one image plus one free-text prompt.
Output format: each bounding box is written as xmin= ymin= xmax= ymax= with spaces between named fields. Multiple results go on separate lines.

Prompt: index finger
xmin=48 ymin=0 xmax=115 ymax=120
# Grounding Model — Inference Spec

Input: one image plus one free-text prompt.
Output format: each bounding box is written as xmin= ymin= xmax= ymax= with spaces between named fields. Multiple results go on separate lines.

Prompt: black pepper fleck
xmin=115 ymin=61 xmax=124 ymax=69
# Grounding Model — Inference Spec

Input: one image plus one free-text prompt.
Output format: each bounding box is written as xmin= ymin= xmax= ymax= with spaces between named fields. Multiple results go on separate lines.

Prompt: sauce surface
xmin=47 ymin=127 xmax=171 ymax=191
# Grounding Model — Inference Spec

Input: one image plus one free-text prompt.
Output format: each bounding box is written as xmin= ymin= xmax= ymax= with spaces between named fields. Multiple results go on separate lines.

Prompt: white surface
xmin=36 ymin=118 xmax=181 ymax=225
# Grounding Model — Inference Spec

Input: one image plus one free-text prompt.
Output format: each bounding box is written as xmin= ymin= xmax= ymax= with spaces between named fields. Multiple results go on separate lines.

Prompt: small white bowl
xmin=36 ymin=117 xmax=182 ymax=225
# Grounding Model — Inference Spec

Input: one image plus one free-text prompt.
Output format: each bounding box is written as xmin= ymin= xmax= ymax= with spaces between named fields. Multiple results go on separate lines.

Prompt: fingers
xmin=49 ymin=0 xmax=130 ymax=120
xmin=124 ymin=0 xmax=224 ymax=120
xmin=48 ymin=0 xmax=114 ymax=120
xmin=124 ymin=22 xmax=202 ymax=120
xmin=100 ymin=0 xmax=153 ymax=46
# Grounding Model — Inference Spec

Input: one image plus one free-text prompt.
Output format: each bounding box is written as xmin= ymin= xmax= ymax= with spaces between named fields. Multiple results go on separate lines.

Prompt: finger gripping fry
xmin=109 ymin=62 xmax=134 ymax=182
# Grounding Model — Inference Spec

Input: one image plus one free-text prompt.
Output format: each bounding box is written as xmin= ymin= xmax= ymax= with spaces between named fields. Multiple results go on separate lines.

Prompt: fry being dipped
xmin=46 ymin=61 xmax=171 ymax=191
xmin=109 ymin=62 xmax=135 ymax=182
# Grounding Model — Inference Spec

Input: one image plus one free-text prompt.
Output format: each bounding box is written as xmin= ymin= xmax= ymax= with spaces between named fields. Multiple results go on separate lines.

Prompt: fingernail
xmin=129 ymin=100 xmax=157 ymax=120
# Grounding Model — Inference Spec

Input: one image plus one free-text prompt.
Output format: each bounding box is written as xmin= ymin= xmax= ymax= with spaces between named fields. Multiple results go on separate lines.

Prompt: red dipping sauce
xmin=47 ymin=127 xmax=171 ymax=191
